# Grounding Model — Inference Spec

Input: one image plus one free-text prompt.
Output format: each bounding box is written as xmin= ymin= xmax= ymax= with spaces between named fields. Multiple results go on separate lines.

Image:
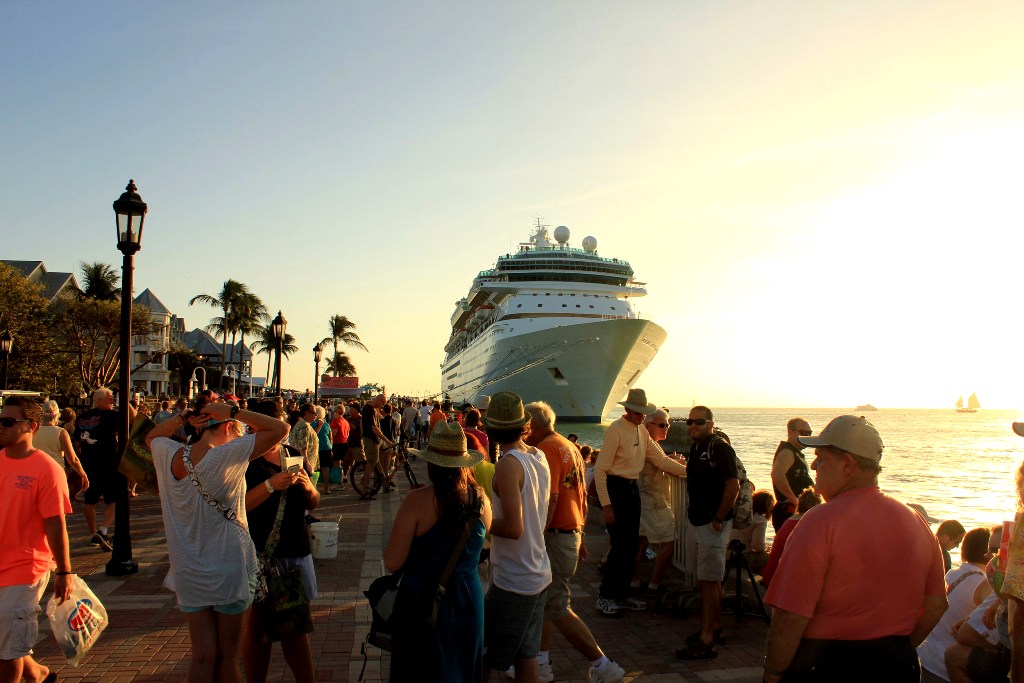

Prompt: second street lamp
xmin=313 ymin=343 xmax=323 ymax=402
xmin=0 ymin=330 xmax=12 ymax=390
xmin=108 ymin=179 xmax=147 ymax=577
xmin=271 ymin=311 xmax=286 ymax=395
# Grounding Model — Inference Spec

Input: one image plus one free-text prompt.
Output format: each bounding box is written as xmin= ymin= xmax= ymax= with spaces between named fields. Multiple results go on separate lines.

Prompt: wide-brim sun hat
xmin=481 ymin=391 xmax=530 ymax=429
xmin=798 ymin=415 xmax=884 ymax=462
xmin=907 ymin=503 xmax=941 ymax=524
xmin=618 ymin=388 xmax=656 ymax=415
xmin=409 ymin=421 xmax=485 ymax=468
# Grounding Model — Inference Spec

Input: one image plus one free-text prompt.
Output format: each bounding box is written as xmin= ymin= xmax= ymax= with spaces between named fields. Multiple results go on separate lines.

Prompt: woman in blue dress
xmin=384 ymin=422 xmax=492 ymax=683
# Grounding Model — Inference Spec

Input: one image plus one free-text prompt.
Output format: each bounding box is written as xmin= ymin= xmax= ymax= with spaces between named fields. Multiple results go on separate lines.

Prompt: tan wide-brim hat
xmin=481 ymin=391 xmax=530 ymax=429
xmin=409 ymin=421 xmax=485 ymax=468
xmin=618 ymin=388 xmax=656 ymax=415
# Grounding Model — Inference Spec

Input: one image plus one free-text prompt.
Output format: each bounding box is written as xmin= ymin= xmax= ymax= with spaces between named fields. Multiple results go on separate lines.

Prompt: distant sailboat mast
xmin=955 ymin=393 xmax=980 ymax=413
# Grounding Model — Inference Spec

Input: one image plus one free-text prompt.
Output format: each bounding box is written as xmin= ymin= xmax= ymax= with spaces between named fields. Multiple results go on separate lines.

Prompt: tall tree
xmin=0 ymin=263 xmax=77 ymax=393
xmin=327 ymin=352 xmax=357 ymax=377
xmin=321 ymin=314 xmax=368 ymax=376
xmin=189 ymin=280 xmax=248 ymax=391
xmin=79 ymin=262 xmax=121 ymax=301
xmin=230 ymin=291 xmax=267 ymax=392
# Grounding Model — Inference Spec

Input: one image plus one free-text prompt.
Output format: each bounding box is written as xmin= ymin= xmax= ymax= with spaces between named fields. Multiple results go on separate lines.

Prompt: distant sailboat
xmin=955 ymin=393 xmax=980 ymax=413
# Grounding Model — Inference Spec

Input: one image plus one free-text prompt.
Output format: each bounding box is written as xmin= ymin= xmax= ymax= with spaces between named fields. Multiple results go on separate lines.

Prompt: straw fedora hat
xmin=409 ymin=421 xmax=484 ymax=468
xmin=481 ymin=391 xmax=530 ymax=429
xmin=618 ymin=388 xmax=656 ymax=414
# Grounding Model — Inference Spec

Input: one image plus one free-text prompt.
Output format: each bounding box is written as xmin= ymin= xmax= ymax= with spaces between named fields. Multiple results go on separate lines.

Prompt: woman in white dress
xmin=145 ymin=400 xmax=288 ymax=683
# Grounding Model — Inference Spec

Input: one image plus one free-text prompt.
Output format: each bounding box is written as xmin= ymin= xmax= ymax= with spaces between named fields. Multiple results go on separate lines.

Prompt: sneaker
xmin=675 ymin=639 xmax=717 ymax=660
xmin=595 ymin=596 xmax=620 ymax=616
xmin=617 ymin=597 xmax=648 ymax=611
xmin=504 ymin=662 xmax=554 ymax=682
xmin=92 ymin=532 xmax=113 ymax=552
xmin=589 ymin=660 xmax=626 ymax=683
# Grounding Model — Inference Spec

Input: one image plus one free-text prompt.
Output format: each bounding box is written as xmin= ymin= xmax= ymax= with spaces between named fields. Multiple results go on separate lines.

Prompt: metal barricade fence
xmin=670 ymin=475 xmax=696 ymax=588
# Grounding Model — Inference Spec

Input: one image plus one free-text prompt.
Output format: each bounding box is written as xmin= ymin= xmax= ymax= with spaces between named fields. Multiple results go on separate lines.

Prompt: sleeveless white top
xmin=491 ymin=448 xmax=552 ymax=595
xmin=917 ymin=562 xmax=988 ymax=678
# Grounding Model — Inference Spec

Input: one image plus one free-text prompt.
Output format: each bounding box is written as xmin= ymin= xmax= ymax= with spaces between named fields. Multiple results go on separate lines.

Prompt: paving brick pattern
xmin=33 ymin=459 xmax=766 ymax=681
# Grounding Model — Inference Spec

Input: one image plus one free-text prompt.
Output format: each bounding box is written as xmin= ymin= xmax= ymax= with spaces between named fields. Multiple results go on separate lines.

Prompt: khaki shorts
xmin=361 ymin=438 xmax=380 ymax=466
xmin=640 ymin=505 xmax=676 ymax=544
xmin=543 ymin=530 xmax=580 ymax=619
xmin=0 ymin=572 xmax=49 ymax=660
xmin=684 ymin=519 xmax=732 ymax=582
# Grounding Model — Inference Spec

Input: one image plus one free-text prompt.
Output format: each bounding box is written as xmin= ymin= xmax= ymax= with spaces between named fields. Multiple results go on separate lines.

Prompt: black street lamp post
xmin=0 ymin=330 xmax=13 ymax=390
xmin=271 ymin=311 xmax=286 ymax=395
xmin=313 ymin=343 xmax=323 ymax=402
xmin=107 ymin=180 xmax=147 ymax=577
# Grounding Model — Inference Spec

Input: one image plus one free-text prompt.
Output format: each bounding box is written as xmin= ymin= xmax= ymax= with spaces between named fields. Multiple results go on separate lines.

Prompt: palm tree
xmin=189 ymin=280 xmax=248 ymax=390
xmin=79 ymin=262 xmax=121 ymax=300
xmin=321 ymin=314 xmax=368 ymax=376
xmin=327 ymin=352 xmax=357 ymax=377
xmin=230 ymin=292 xmax=267 ymax=392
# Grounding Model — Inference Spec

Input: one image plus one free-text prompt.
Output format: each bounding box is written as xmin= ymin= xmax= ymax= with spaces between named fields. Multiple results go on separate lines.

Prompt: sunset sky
xmin=3 ymin=2 xmax=1023 ymax=410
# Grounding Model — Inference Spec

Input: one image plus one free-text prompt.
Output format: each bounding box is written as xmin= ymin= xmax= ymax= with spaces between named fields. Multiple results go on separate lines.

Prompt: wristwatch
xmin=264 ymin=479 xmax=274 ymax=494
xmin=230 ymin=405 xmax=240 ymax=418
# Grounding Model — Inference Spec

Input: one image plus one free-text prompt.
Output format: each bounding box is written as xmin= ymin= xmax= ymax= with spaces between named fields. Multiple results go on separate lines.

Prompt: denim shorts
xmin=180 ymin=573 xmax=257 ymax=615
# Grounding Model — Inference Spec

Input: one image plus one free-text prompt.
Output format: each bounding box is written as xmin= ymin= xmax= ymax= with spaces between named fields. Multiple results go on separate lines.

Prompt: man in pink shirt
xmin=0 ymin=397 xmax=74 ymax=683
xmin=763 ymin=415 xmax=946 ymax=682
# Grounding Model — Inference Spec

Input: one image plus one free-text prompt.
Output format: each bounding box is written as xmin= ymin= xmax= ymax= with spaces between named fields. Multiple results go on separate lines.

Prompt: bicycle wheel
xmin=350 ymin=460 xmax=382 ymax=497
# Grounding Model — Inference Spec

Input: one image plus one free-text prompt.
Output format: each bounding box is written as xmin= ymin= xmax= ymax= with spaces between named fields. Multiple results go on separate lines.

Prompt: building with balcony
xmin=132 ymin=288 xmax=173 ymax=396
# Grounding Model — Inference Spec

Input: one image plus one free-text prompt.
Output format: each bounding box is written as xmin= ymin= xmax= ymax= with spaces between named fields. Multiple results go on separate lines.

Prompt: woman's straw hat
xmin=409 ymin=421 xmax=484 ymax=468
xmin=481 ymin=391 xmax=530 ymax=429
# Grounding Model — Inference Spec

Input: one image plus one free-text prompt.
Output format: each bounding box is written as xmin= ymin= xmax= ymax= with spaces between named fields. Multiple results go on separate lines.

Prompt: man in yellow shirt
xmin=594 ymin=389 xmax=685 ymax=616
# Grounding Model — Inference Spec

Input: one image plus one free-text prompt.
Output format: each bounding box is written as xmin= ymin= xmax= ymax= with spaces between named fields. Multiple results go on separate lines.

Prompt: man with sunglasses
xmin=770 ymin=418 xmax=814 ymax=532
xmin=676 ymin=406 xmax=740 ymax=661
xmin=593 ymin=389 xmax=684 ymax=617
xmin=0 ymin=397 xmax=74 ymax=683
xmin=762 ymin=415 xmax=946 ymax=682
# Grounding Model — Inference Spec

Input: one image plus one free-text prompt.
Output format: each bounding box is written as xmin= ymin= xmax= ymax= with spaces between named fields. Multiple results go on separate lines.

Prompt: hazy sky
xmin=3 ymin=2 xmax=1023 ymax=409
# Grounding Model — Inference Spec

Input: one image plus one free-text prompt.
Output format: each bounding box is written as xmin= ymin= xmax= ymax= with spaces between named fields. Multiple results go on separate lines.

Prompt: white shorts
xmin=640 ymin=506 xmax=676 ymax=544
xmin=684 ymin=519 xmax=732 ymax=582
xmin=0 ymin=572 xmax=50 ymax=660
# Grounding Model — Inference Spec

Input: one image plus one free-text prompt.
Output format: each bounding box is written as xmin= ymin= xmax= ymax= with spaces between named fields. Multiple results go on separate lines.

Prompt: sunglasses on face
xmin=685 ymin=419 xmax=709 ymax=426
xmin=0 ymin=417 xmax=30 ymax=428
xmin=651 ymin=422 xmax=669 ymax=428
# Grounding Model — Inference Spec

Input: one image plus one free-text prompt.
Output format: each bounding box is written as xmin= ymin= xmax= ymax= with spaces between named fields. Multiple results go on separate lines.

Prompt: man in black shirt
xmin=73 ymin=388 xmax=133 ymax=551
xmin=770 ymin=418 xmax=814 ymax=531
xmin=677 ymin=406 xmax=739 ymax=661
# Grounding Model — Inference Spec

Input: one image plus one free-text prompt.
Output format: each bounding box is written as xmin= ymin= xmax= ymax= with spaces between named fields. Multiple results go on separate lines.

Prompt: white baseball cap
xmin=798 ymin=415 xmax=884 ymax=462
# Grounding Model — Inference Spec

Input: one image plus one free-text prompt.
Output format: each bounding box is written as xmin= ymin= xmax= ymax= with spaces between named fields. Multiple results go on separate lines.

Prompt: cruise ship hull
xmin=447 ymin=318 xmax=667 ymax=423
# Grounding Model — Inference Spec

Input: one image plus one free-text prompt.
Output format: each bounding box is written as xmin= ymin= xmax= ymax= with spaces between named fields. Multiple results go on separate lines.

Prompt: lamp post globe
xmin=107 ymin=180 xmax=146 ymax=577
xmin=0 ymin=330 xmax=13 ymax=390
xmin=271 ymin=311 xmax=287 ymax=395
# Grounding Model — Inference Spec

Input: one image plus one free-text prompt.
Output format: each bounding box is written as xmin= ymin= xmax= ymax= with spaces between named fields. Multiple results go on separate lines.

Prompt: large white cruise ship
xmin=441 ymin=221 xmax=667 ymax=423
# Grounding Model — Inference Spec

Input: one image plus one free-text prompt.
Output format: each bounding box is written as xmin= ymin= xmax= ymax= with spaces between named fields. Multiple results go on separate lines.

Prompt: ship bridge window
xmin=589 ymin=305 xmax=594 ymax=308
xmin=537 ymin=304 xmax=543 ymax=308
xmin=562 ymin=304 xmax=567 ymax=307
xmin=611 ymin=306 xmax=616 ymax=310
xmin=546 ymin=367 xmax=569 ymax=386
xmin=517 ymin=304 xmax=522 ymax=308
xmin=576 ymin=305 xmax=580 ymax=308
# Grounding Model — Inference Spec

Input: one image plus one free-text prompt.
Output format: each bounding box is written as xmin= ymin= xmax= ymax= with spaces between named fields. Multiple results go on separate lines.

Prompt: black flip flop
xmin=43 ymin=673 xmax=58 ymax=683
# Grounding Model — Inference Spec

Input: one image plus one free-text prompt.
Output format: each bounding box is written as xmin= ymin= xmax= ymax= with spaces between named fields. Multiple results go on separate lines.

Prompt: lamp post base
xmin=105 ymin=558 xmax=140 ymax=576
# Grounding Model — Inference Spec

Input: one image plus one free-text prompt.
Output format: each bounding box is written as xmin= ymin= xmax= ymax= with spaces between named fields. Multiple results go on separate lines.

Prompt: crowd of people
xmin=5 ymin=385 xmax=1024 ymax=682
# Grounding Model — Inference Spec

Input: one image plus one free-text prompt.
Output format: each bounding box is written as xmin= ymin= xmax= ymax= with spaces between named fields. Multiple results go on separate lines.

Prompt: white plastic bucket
xmin=309 ymin=520 xmax=339 ymax=559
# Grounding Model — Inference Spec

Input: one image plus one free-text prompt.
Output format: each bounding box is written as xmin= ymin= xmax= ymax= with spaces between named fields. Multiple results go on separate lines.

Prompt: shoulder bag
xmin=180 ymin=445 xmax=268 ymax=603
xmin=360 ymin=491 xmax=482 ymax=679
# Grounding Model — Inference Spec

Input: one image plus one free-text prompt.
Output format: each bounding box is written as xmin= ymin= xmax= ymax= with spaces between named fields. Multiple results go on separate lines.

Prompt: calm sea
xmin=558 ymin=408 xmax=1023 ymax=552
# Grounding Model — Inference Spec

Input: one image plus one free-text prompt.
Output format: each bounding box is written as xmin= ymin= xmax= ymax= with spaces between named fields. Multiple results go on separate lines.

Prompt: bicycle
xmin=350 ymin=444 xmax=423 ymax=498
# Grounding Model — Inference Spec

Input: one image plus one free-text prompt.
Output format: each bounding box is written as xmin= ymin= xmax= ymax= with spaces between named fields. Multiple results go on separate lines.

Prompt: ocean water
xmin=558 ymin=408 xmax=1024 ymax=540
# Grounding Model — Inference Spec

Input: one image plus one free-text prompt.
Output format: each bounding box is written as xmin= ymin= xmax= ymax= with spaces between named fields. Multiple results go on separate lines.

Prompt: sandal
xmin=675 ymin=639 xmax=717 ymax=660
xmin=685 ymin=627 xmax=725 ymax=645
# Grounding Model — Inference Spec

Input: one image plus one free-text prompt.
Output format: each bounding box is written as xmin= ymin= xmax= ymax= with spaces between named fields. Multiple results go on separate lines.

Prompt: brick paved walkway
xmin=34 ymin=459 xmax=767 ymax=681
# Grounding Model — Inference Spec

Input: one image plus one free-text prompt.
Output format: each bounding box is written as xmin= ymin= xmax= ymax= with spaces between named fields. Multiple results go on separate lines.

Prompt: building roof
xmin=183 ymin=329 xmax=223 ymax=359
xmin=134 ymin=288 xmax=171 ymax=315
xmin=2 ymin=260 xmax=79 ymax=301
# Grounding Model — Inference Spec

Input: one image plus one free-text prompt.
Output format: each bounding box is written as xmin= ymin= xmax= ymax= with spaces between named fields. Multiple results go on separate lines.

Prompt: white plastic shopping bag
xmin=45 ymin=575 xmax=108 ymax=666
